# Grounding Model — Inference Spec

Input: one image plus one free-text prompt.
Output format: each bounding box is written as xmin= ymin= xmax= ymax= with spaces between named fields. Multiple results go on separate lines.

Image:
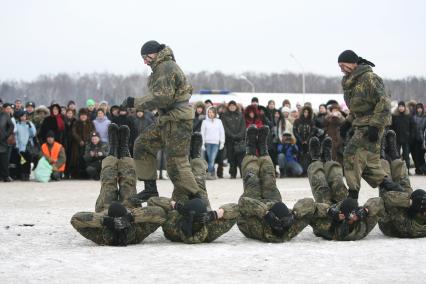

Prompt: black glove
xmin=340 ymin=120 xmax=351 ymax=139
xmin=121 ymin=96 xmax=135 ymax=109
xmin=348 ymin=189 xmax=359 ymax=200
xmin=196 ymin=210 xmax=218 ymax=224
xmin=113 ymin=214 xmax=133 ymax=230
xmin=264 ymin=211 xmax=284 ymax=231
xmin=411 ymin=193 xmax=426 ymax=212
xmin=26 ymin=122 xmax=32 ymax=128
xmin=174 ymin=201 xmax=185 ymax=213
xmin=355 ymin=208 xmax=368 ymax=219
xmin=327 ymin=207 xmax=341 ymax=222
xmin=280 ymin=214 xmax=295 ymax=228
xmin=367 ymin=126 xmax=379 ymax=142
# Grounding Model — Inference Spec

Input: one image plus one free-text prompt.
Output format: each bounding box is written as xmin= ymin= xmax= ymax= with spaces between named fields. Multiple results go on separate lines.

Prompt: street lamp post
xmin=240 ymin=75 xmax=256 ymax=93
xmin=290 ymin=53 xmax=306 ymax=102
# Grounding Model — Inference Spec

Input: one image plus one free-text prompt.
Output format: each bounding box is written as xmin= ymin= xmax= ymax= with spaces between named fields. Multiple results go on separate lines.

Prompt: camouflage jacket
xmin=148 ymin=196 xmax=238 ymax=244
xmin=342 ymin=65 xmax=391 ymax=128
xmin=135 ymin=46 xmax=194 ymax=122
xmin=310 ymin=197 xmax=384 ymax=241
xmin=379 ymin=191 xmax=426 ymax=238
xmin=83 ymin=141 xmax=108 ymax=164
xmin=237 ymin=197 xmax=316 ymax=243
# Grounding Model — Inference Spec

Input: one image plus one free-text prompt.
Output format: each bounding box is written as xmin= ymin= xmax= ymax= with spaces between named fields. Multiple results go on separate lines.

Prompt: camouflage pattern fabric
xmin=240 ymin=155 xmax=282 ymax=203
xmin=70 ymin=206 xmax=166 ymax=245
xmin=95 ymin=156 xmax=137 ymax=212
xmin=308 ymin=160 xmax=348 ymax=205
xmin=310 ymin=197 xmax=384 ymax=241
xmin=342 ymin=65 xmax=391 ymax=128
xmin=379 ymin=191 xmax=426 ymax=238
xmin=148 ymin=196 xmax=238 ymax=244
xmin=343 ymin=126 xmax=386 ymax=194
xmin=378 ymin=159 xmax=426 ymax=238
xmin=341 ymin=64 xmax=391 ymax=195
xmin=237 ymin=197 xmax=316 ymax=243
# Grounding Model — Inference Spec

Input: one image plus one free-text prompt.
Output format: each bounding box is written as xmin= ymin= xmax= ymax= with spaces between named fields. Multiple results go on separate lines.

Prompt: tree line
xmin=0 ymin=72 xmax=425 ymax=107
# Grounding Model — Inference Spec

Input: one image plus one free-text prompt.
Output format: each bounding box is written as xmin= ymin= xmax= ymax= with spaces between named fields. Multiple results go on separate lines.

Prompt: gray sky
xmin=0 ymin=0 xmax=425 ymax=81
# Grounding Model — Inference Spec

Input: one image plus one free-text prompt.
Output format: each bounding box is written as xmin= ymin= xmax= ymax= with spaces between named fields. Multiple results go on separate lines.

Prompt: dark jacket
xmin=193 ymin=101 xmax=206 ymax=132
xmin=413 ymin=104 xmax=426 ymax=142
xmin=391 ymin=108 xmax=416 ymax=144
xmin=70 ymin=119 xmax=95 ymax=177
xmin=221 ymin=108 xmax=246 ymax=142
xmin=133 ymin=111 xmax=155 ymax=137
xmin=83 ymin=141 xmax=108 ymax=166
xmin=293 ymin=106 xmax=316 ymax=145
xmin=39 ymin=115 xmax=66 ymax=144
xmin=0 ymin=112 xmax=14 ymax=153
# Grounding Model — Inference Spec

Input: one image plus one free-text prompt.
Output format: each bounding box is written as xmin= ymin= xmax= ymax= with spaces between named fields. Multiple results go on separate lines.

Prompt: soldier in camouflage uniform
xmin=310 ymin=197 xmax=384 ymax=241
xmin=307 ymin=135 xmax=386 ymax=241
xmin=307 ymin=136 xmax=348 ymax=205
xmin=338 ymin=50 xmax=402 ymax=200
xmin=377 ymin=130 xmax=426 ymax=238
xmin=122 ymin=41 xmax=205 ymax=204
xmin=70 ymin=124 xmax=167 ymax=246
xmin=237 ymin=125 xmax=317 ymax=242
xmin=147 ymin=197 xmax=238 ymax=244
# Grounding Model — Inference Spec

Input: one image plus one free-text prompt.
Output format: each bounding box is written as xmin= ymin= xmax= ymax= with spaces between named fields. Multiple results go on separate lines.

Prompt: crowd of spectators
xmin=0 ymin=96 xmax=425 ymax=183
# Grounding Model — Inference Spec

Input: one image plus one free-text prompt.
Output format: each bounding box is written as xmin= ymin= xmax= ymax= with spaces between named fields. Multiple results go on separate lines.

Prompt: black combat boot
xmin=118 ymin=125 xmax=131 ymax=159
xmin=321 ymin=137 xmax=333 ymax=162
xmin=380 ymin=176 xmax=404 ymax=192
xmin=347 ymin=189 xmax=359 ymax=200
xmin=385 ymin=130 xmax=400 ymax=161
xmin=309 ymin=137 xmax=321 ymax=161
xmin=246 ymin=126 xmax=258 ymax=156
xmin=257 ymin=126 xmax=270 ymax=156
xmin=130 ymin=180 xmax=159 ymax=204
xmin=108 ymin=123 xmax=119 ymax=157
xmin=190 ymin=132 xmax=203 ymax=159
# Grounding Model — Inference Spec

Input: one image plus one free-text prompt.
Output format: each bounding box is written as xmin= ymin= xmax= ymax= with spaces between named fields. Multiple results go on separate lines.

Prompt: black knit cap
xmin=46 ymin=130 xmax=55 ymax=139
xmin=398 ymin=101 xmax=406 ymax=107
xmin=108 ymin=202 xmax=128 ymax=218
xmin=141 ymin=40 xmax=165 ymax=56
xmin=251 ymin=97 xmax=259 ymax=103
xmin=228 ymin=100 xmax=237 ymax=106
xmin=340 ymin=198 xmax=359 ymax=218
xmin=270 ymin=202 xmax=291 ymax=218
xmin=338 ymin=50 xmax=359 ymax=64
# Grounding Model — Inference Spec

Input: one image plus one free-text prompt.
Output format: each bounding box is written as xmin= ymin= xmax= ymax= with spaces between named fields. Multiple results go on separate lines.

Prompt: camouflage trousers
xmin=238 ymin=197 xmax=315 ymax=242
xmin=379 ymin=191 xmax=426 ymax=238
xmin=133 ymin=120 xmax=201 ymax=197
xmin=343 ymin=126 xmax=386 ymax=194
xmin=308 ymin=160 xmax=348 ymax=205
xmin=70 ymin=206 xmax=166 ymax=245
xmin=95 ymin=156 xmax=137 ymax=213
xmin=240 ymin=155 xmax=282 ymax=202
xmin=311 ymin=197 xmax=384 ymax=241
xmin=148 ymin=196 xmax=238 ymax=244
xmin=380 ymin=159 xmax=412 ymax=194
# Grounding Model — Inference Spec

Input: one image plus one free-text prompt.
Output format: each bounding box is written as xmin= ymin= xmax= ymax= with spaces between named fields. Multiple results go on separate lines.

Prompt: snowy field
xmin=1 ymin=174 xmax=426 ymax=283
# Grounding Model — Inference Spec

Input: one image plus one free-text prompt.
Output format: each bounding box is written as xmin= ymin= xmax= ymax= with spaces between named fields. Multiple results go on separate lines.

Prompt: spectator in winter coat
xmin=93 ymin=109 xmax=111 ymax=144
xmin=108 ymin=105 xmax=120 ymax=122
xmin=221 ymin=100 xmax=246 ymax=178
xmin=14 ymin=110 xmax=36 ymax=181
xmin=70 ymin=108 xmax=95 ymax=178
xmin=314 ymin=104 xmax=327 ymax=129
xmin=324 ymin=104 xmax=345 ymax=165
xmin=193 ymin=101 xmax=206 ymax=132
xmin=277 ymin=132 xmax=303 ymax=177
xmin=201 ymin=106 xmax=225 ymax=179
xmin=245 ymin=105 xmax=264 ymax=129
xmin=83 ymin=131 xmax=108 ymax=180
xmin=39 ymin=103 xmax=66 ymax=145
xmin=133 ymin=110 xmax=155 ymax=137
xmin=41 ymin=130 xmax=66 ymax=181
xmin=412 ymin=103 xmax=426 ymax=174
xmin=0 ymin=103 xmax=14 ymax=182
xmin=293 ymin=105 xmax=319 ymax=174
xmin=391 ymin=101 xmax=416 ymax=173
xmin=63 ymin=108 xmax=76 ymax=179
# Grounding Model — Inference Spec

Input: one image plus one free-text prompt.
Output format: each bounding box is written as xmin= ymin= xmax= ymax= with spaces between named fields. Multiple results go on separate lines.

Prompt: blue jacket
xmin=277 ymin=143 xmax=299 ymax=163
xmin=15 ymin=121 xmax=36 ymax=152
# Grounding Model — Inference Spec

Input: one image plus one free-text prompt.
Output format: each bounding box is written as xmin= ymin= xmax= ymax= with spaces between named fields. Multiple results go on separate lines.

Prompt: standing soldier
xmin=122 ymin=41 xmax=204 ymax=203
xmin=338 ymin=50 xmax=402 ymax=200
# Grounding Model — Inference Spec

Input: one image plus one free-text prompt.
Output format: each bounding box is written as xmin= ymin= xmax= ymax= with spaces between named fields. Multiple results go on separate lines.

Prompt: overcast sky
xmin=0 ymin=0 xmax=425 ymax=81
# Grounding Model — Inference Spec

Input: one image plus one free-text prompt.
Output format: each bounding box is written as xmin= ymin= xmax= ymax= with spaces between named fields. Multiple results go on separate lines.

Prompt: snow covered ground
xmin=1 ymin=174 xmax=425 ymax=283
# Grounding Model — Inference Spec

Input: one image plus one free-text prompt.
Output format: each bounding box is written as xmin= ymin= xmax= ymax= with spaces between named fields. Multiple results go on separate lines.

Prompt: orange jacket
xmin=41 ymin=142 xmax=65 ymax=172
